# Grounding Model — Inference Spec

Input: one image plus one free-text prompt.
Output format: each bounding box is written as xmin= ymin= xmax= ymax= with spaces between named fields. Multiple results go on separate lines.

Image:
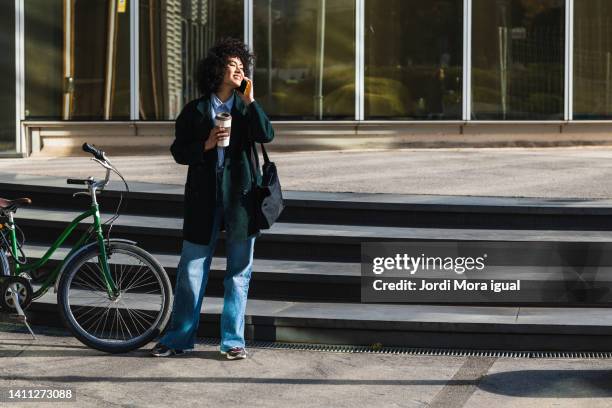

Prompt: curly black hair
xmin=196 ymin=37 xmax=254 ymax=96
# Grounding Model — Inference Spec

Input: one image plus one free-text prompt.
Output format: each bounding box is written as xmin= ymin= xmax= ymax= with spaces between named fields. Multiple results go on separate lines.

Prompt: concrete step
xmin=3 ymin=173 xmax=612 ymax=230
xmin=13 ymin=206 xmax=612 ymax=263
xmin=20 ymin=287 xmax=612 ymax=351
xmin=21 ymin=244 xmax=360 ymax=302
xmin=20 ymin=243 xmax=612 ymax=306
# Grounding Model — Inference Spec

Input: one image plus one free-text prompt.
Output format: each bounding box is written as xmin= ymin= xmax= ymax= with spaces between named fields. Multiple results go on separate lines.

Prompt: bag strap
xmin=260 ymin=142 xmax=271 ymax=165
xmin=249 ymin=141 xmax=259 ymax=185
xmin=246 ymin=114 xmax=272 ymax=184
xmin=248 ymin=140 xmax=272 ymax=184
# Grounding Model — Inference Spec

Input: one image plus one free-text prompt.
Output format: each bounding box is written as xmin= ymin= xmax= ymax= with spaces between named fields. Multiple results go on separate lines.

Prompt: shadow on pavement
xmin=0 ymin=347 xmax=223 ymax=360
xmin=0 ymin=375 xmax=469 ymax=385
xmin=0 ymin=341 xmax=89 ymax=349
xmin=4 ymin=370 xmax=612 ymax=393
xmin=478 ymin=370 xmax=612 ymax=398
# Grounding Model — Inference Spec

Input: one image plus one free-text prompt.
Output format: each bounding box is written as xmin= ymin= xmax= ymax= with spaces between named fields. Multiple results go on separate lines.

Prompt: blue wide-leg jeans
xmin=158 ymin=188 xmax=255 ymax=352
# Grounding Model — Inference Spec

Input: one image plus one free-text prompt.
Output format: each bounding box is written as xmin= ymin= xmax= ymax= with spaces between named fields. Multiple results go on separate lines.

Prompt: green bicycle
xmin=0 ymin=143 xmax=173 ymax=353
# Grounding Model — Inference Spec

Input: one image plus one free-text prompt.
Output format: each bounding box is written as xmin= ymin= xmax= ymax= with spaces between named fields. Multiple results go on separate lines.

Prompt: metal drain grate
xmin=3 ymin=320 xmax=612 ymax=359
xmin=199 ymin=338 xmax=612 ymax=359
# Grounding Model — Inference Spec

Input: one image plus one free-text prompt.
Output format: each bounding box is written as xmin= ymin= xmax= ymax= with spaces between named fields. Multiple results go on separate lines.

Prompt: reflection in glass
xmin=139 ymin=0 xmax=243 ymax=120
xmin=24 ymin=1 xmax=63 ymax=120
xmin=472 ymin=0 xmax=564 ymax=120
xmin=25 ymin=0 xmax=131 ymax=120
xmin=253 ymin=0 xmax=355 ymax=120
xmin=0 ymin=4 xmax=16 ymax=152
xmin=574 ymin=0 xmax=612 ymax=119
xmin=364 ymin=0 xmax=463 ymax=120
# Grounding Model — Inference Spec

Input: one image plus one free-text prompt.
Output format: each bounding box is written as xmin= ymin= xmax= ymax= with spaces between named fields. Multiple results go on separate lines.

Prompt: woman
xmin=151 ymin=38 xmax=274 ymax=360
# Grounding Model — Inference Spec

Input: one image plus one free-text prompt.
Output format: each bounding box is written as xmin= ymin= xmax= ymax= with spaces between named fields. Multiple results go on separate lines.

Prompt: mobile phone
xmin=238 ymin=79 xmax=248 ymax=94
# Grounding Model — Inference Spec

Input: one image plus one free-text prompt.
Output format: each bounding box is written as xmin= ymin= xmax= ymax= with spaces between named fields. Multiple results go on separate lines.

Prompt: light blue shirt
xmin=210 ymin=92 xmax=235 ymax=169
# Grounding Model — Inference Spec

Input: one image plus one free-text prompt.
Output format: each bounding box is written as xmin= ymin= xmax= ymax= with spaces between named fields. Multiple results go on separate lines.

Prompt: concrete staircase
xmin=3 ymin=174 xmax=612 ymax=351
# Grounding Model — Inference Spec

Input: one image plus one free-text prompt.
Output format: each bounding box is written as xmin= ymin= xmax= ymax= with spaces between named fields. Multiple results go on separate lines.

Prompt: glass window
xmin=574 ymin=0 xmax=612 ymax=120
xmin=0 ymin=2 xmax=16 ymax=152
xmin=471 ymin=0 xmax=565 ymax=120
xmin=253 ymin=0 xmax=355 ymax=120
xmin=139 ymin=0 xmax=243 ymax=120
xmin=364 ymin=0 xmax=463 ymax=120
xmin=24 ymin=0 xmax=63 ymax=120
xmin=25 ymin=0 xmax=131 ymax=120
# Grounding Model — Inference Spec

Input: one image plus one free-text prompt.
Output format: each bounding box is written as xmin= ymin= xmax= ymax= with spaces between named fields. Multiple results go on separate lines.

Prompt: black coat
xmin=170 ymin=92 xmax=275 ymax=245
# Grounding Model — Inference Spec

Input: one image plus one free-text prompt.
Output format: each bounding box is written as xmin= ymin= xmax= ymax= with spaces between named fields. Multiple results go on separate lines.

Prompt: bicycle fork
xmin=90 ymin=200 xmax=119 ymax=300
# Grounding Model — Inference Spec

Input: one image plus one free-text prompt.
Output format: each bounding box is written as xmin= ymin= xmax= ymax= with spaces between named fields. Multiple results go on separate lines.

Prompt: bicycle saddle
xmin=0 ymin=198 xmax=32 ymax=212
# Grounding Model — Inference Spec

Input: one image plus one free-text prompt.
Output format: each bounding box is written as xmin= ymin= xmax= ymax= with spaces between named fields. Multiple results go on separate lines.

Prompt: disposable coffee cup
xmin=215 ymin=112 xmax=232 ymax=147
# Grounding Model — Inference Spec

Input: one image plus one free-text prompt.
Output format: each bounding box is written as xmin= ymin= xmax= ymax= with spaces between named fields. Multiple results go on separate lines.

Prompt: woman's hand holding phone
xmin=237 ymin=77 xmax=254 ymax=105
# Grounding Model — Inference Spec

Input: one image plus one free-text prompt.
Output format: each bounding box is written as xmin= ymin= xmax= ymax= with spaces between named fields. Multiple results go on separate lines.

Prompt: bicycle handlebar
xmin=82 ymin=143 xmax=105 ymax=162
xmin=69 ymin=143 xmax=123 ymax=193
xmin=67 ymin=178 xmax=90 ymax=185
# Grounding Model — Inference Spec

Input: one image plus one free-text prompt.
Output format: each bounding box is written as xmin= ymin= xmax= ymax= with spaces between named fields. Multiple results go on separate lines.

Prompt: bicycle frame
xmin=4 ymin=201 xmax=119 ymax=301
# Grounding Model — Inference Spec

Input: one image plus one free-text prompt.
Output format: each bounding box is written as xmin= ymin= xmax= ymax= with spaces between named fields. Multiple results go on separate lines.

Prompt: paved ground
xmin=3 ymin=146 xmax=612 ymax=198
xmin=3 ymin=147 xmax=612 ymax=406
xmin=1 ymin=322 xmax=612 ymax=407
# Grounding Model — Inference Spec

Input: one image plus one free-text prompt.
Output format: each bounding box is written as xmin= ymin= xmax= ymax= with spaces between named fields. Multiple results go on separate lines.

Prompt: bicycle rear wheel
xmin=57 ymin=242 xmax=172 ymax=353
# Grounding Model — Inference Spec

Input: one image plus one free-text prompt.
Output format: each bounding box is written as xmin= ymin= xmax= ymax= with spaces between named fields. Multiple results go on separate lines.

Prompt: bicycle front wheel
xmin=57 ymin=242 xmax=173 ymax=353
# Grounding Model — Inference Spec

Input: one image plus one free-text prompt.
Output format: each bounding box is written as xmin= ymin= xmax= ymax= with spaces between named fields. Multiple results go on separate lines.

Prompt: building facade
xmin=3 ymin=0 xmax=612 ymax=155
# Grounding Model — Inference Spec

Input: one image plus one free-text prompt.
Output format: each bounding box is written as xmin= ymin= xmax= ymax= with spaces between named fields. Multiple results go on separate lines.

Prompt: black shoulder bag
xmin=249 ymin=141 xmax=284 ymax=229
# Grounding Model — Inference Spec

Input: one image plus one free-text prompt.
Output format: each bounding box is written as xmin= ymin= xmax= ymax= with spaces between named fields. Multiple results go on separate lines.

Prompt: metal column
xmin=564 ymin=0 xmax=574 ymax=121
xmin=130 ymin=0 xmax=140 ymax=120
xmin=355 ymin=0 xmax=364 ymax=121
xmin=462 ymin=0 xmax=472 ymax=121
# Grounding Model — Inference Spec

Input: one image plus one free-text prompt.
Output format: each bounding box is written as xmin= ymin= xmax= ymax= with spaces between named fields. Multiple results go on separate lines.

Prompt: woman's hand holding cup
xmin=204 ymin=126 xmax=230 ymax=151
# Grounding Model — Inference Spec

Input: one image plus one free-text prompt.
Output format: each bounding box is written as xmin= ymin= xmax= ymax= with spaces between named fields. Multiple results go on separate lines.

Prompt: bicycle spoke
xmin=91 ymin=303 xmax=114 ymax=339
xmin=121 ymin=299 xmax=163 ymax=306
xmin=83 ymin=262 xmax=107 ymax=288
xmin=119 ymin=294 xmax=161 ymax=307
xmin=107 ymin=303 xmax=116 ymax=340
xmin=117 ymin=308 xmax=133 ymax=340
xmin=111 ymin=261 xmax=122 ymax=291
xmin=70 ymin=292 xmax=107 ymax=299
xmin=71 ymin=298 xmax=110 ymax=314
xmin=114 ymin=304 xmax=121 ymax=340
xmin=138 ymin=289 xmax=163 ymax=294
xmin=120 ymin=263 xmax=147 ymax=293
xmin=121 ymin=303 xmax=157 ymax=322
xmin=73 ymin=273 xmax=106 ymax=294
xmin=71 ymin=300 xmax=108 ymax=317
xmin=77 ymin=303 xmax=112 ymax=331
xmin=71 ymin=288 xmax=105 ymax=301
xmin=122 ymin=305 xmax=148 ymax=335
xmin=94 ymin=302 xmax=115 ymax=335
xmin=120 ymin=293 xmax=163 ymax=307
xmin=123 ymin=278 xmax=159 ymax=292
xmin=82 ymin=308 xmax=107 ymax=335
xmin=117 ymin=262 xmax=130 ymax=290
xmin=72 ymin=306 xmax=110 ymax=328
xmin=123 ymin=313 xmax=154 ymax=337
xmin=121 ymin=301 xmax=158 ymax=319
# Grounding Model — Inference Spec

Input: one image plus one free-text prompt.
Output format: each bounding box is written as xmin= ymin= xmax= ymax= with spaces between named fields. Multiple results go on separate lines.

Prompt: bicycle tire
xmin=57 ymin=242 xmax=173 ymax=354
